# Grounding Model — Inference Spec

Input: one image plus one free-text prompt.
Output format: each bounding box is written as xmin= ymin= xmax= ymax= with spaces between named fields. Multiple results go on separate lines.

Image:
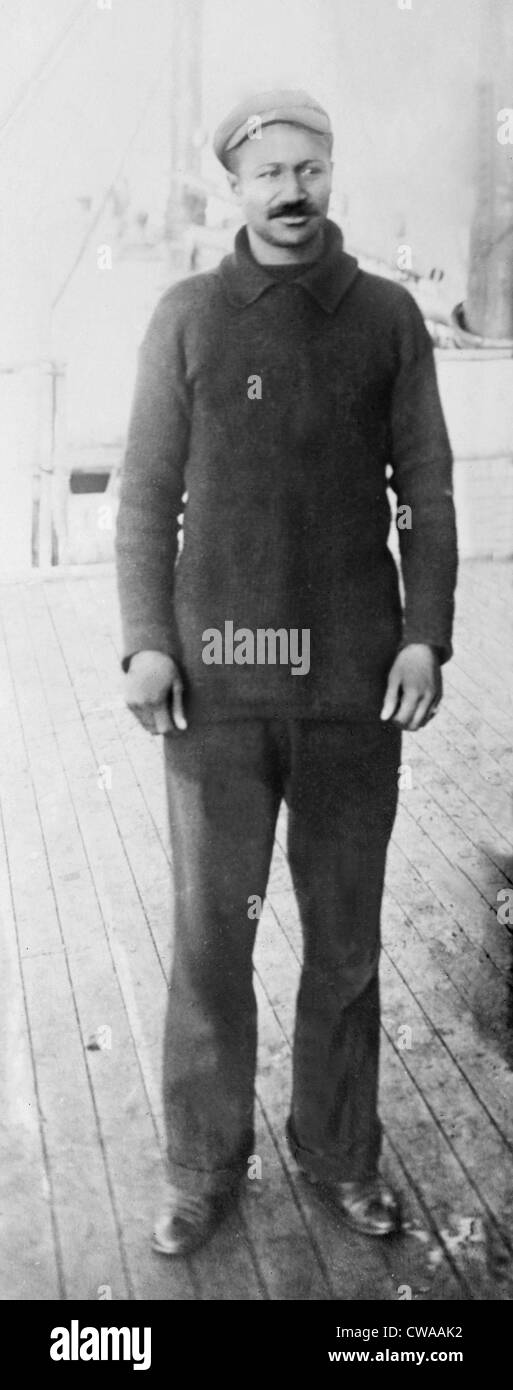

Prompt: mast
xmin=166 ymin=0 xmax=204 ymax=242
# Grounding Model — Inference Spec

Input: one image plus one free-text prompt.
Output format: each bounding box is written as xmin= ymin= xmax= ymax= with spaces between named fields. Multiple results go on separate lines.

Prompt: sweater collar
xmin=218 ymin=218 xmax=359 ymax=314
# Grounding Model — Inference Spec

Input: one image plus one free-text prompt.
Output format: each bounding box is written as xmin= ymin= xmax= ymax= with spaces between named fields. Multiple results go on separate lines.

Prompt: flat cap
xmin=213 ymin=88 xmax=333 ymax=167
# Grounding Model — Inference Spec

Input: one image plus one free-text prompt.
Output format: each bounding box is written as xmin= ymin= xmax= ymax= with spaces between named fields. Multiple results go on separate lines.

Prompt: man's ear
xmin=226 ymin=171 xmax=242 ymax=201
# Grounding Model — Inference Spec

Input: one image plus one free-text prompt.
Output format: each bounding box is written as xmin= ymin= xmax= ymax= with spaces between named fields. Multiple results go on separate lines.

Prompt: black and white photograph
xmin=1 ymin=0 xmax=513 ymax=1338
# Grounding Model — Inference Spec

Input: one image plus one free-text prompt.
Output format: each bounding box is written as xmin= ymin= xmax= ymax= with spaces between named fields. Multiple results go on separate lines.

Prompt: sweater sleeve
xmin=115 ymin=291 xmax=191 ymax=669
xmin=388 ymin=293 xmax=458 ymax=663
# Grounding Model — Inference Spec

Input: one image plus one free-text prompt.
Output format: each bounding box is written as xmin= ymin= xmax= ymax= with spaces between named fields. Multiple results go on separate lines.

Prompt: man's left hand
xmin=380 ymin=644 xmax=442 ymax=731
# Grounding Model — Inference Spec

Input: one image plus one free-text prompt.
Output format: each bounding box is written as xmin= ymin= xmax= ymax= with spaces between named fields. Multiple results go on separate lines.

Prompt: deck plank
xmin=2 ymin=585 xmax=196 ymax=1301
xmin=0 ymin=813 xmax=62 ymax=1300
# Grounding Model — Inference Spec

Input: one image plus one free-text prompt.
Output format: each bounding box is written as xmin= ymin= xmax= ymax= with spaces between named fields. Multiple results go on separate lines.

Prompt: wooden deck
xmin=1 ymin=558 xmax=513 ymax=1302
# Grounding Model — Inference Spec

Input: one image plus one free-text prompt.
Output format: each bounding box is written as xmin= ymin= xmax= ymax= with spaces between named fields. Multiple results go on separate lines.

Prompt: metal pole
xmin=465 ymin=0 xmax=513 ymax=338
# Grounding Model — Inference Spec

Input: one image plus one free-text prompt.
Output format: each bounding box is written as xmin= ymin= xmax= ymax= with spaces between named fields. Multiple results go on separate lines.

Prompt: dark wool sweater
xmin=115 ymin=219 xmax=458 ymax=721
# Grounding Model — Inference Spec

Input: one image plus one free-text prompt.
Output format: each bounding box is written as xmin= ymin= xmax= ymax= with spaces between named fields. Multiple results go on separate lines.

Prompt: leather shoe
xmin=152 ymin=1185 xmax=233 ymax=1256
xmin=303 ymin=1173 xmax=401 ymax=1236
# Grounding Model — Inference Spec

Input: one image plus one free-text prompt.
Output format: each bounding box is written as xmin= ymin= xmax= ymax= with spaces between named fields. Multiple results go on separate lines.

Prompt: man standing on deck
xmin=115 ymin=89 xmax=458 ymax=1255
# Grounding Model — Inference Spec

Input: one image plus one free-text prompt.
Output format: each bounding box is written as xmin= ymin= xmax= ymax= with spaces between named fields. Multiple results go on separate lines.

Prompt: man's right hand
xmin=125 ymin=650 xmax=187 ymax=734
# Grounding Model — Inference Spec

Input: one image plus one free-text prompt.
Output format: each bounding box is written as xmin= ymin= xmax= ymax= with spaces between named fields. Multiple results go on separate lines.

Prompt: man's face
xmin=227 ymin=123 xmax=333 ymax=251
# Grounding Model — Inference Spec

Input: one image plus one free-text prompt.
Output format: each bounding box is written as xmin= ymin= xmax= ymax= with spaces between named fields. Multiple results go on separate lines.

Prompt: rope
xmin=0 ymin=1 xmax=92 ymax=146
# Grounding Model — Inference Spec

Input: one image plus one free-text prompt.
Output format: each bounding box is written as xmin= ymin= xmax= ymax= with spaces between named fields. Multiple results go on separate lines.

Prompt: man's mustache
xmin=268 ymin=202 xmax=316 ymax=219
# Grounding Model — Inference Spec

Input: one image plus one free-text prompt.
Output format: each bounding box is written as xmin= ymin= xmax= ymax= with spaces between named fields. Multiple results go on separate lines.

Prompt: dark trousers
xmin=162 ymin=718 xmax=401 ymax=1195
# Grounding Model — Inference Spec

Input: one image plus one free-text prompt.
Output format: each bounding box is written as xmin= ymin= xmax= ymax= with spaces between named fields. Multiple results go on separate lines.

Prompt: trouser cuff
xmin=166 ymin=1143 xmax=254 ymax=1198
xmin=286 ymin=1116 xmax=381 ymax=1185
